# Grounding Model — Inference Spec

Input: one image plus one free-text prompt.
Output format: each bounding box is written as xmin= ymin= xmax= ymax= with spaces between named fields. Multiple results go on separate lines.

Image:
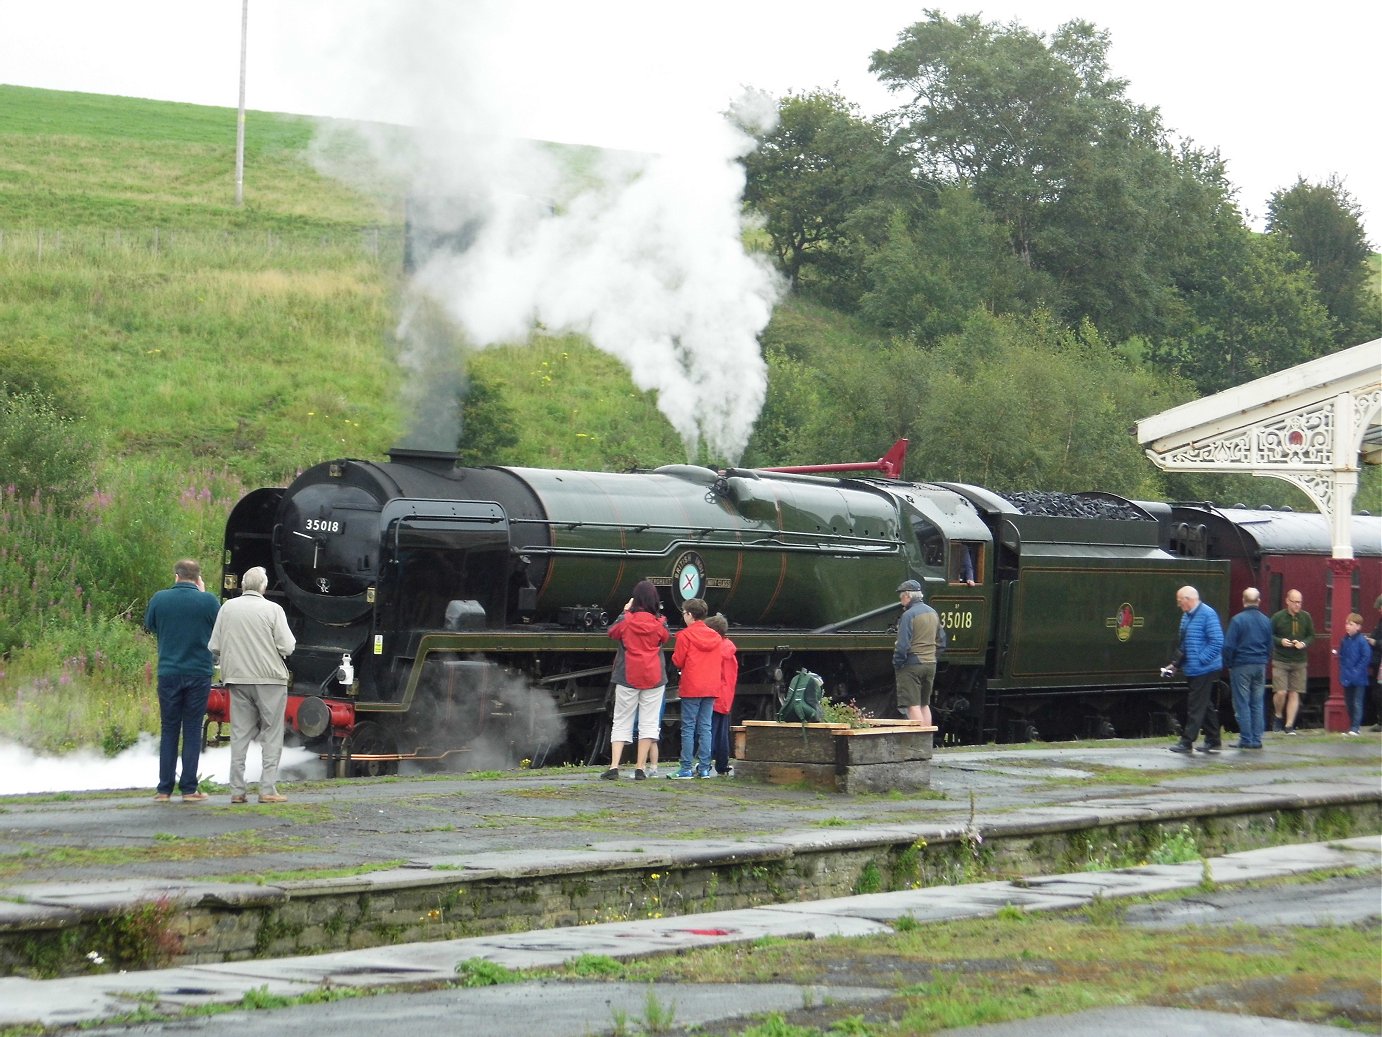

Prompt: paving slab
xmin=75 ymin=981 xmax=894 ymax=1037
xmin=943 ymin=1006 xmax=1350 ymax=1036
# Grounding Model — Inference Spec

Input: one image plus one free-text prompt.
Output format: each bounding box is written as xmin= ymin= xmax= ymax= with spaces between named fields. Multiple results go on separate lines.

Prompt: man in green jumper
xmin=1270 ymin=589 xmax=1314 ymax=734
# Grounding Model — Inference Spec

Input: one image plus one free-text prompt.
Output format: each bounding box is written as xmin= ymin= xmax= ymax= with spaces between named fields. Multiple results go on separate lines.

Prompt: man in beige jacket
xmin=209 ymin=566 xmax=296 ymax=804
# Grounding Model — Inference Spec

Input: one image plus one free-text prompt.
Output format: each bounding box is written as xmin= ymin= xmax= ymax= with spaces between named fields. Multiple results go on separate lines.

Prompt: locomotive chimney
xmin=386 ymin=446 xmax=460 ymax=473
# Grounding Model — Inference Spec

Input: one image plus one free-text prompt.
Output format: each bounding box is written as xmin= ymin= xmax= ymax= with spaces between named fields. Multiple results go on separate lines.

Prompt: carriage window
xmin=950 ymin=542 xmax=981 ymax=584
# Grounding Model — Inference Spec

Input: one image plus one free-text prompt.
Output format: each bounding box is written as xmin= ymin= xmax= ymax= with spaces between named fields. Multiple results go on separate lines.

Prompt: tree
xmin=869 ymin=12 xmax=1236 ymax=343
xmin=1267 ymin=176 xmax=1380 ymax=346
xmin=912 ymin=311 xmax=1184 ymax=494
xmin=741 ymin=90 xmax=911 ymax=293
xmin=856 ymin=186 xmax=1048 ymax=341
xmin=1147 ymin=222 xmax=1335 ymax=394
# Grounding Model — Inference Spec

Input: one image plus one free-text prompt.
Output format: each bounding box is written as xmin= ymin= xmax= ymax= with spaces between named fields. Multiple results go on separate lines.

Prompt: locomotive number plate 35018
xmin=303 ymin=518 xmax=342 ymax=534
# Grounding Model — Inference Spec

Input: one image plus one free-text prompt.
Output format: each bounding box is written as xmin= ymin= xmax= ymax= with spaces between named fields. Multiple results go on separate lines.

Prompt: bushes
xmin=0 ymin=386 xmax=94 ymax=508
xmin=0 ymin=464 xmax=243 ymax=752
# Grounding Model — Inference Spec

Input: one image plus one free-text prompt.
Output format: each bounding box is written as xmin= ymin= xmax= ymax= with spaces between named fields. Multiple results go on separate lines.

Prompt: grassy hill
xmin=0 ymin=84 xmax=700 ymax=485
xmin=0 ymin=84 xmax=736 ymax=749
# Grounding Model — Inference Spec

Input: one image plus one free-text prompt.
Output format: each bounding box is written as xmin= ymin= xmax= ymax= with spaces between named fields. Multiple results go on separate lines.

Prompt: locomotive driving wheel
xmin=341 ymin=721 xmax=399 ymax=778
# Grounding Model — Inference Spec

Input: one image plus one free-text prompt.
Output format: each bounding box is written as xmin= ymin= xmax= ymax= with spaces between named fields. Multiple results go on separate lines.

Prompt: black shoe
xmin=600 ymin=768 xmax=620 ymax=781
xmin=634 ymin=769 xmax=647 ymax=780
xmin=1284 ymin=726 xmax=1298 ymax=735
xmin=1272 ymin=716 xmax=1285 ymax=732
xmin=1195 ymin=744 xmax=1221 ymax=754
xmin=1167 ymin=742 xmax=1193 ymax=754
xmin=1230 ymin=742 xmax=1250 ymax=749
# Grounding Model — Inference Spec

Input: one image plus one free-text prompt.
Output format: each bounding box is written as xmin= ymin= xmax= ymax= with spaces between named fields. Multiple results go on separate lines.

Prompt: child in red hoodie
xmin=670 ymin=598 xmax=722 ymax=778
xmin=705 ymin=613 xmax=738 ymax=776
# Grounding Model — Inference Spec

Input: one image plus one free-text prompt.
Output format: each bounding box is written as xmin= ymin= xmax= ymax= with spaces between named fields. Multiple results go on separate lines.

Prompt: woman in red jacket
xmin=603 ymin=580 xmax=670 ymax=780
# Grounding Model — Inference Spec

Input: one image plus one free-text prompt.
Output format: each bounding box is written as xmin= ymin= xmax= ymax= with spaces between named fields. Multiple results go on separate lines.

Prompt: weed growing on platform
xmin=641 ymin=985 xmax=677 ymax=1032
xmin=455 ymin=958 xmax=522 ymax=986
xmin=566 ymin=953 xmax=624 ymax=978
xmin=1148 ymin=825 xmax=1200 ymax=865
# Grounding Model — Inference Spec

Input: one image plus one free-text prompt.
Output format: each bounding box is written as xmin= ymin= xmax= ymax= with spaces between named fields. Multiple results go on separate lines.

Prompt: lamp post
xmin=234 ymin=0 xmax=248 ymax=207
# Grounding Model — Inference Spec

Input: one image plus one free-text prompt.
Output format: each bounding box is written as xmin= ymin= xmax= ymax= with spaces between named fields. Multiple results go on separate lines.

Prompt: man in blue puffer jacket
xmin=1166 ymin=585 xmax=1224 ymax=754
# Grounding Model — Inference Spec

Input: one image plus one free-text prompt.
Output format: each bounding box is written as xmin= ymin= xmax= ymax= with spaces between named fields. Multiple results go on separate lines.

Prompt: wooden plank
xmin=738 ymin=726 xmax=842 ymax=763
xmin=733 ymin=760 xmax=838 ymax=792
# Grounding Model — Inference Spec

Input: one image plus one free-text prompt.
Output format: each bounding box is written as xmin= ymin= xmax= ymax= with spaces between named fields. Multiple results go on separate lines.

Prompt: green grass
xmin=605 ymin=902 xmax=1380 ymax=1032
xmin=0 ymin=84 xmax=703 ymax=753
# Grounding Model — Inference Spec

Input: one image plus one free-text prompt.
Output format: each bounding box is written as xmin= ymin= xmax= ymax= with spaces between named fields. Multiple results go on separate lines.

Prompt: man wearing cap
xmin=893 ymin=580 xmax=946 ymax=727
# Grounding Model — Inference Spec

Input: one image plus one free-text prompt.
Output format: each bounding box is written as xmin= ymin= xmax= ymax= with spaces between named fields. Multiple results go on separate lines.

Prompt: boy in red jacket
xmin=670 ymin=598 xmax=722 ymax=778
xmin=705 ymin=613 xmax=738 ymax=776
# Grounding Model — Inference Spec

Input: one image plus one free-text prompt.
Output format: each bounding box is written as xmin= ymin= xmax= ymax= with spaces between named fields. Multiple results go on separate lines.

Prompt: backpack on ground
xmin=777 ymin=669 xmax=825 ymax=724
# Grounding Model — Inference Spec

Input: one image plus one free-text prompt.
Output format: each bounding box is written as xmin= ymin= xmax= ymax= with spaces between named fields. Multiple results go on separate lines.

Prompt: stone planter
xmin=732 ymin=719 xmax=936 ymax=793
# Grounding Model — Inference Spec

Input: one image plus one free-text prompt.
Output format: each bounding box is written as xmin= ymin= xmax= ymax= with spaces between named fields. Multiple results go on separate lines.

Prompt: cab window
xmin=950 ymin=542 xmax=982 ymax=584
xmin=911 ymin=515 xmax=946 ymax=575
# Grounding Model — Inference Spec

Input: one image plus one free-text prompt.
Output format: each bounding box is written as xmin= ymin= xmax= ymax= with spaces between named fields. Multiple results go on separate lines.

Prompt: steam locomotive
xmin=205 ymin=443 xmax=1380 ymax=775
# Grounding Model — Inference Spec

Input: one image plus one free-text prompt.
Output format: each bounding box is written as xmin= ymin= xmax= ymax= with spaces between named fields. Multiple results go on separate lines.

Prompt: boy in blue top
xmin=143 ymin=559 xmax=220 ymax=802
xmin=1336 ymin=612 xmax=1371 ymax=736
xmin=1165 ymin=585 xmax=1224 ymax=754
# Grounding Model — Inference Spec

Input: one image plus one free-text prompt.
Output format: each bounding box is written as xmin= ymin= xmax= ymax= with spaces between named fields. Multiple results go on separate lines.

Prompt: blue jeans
xmin=678 ymin=696 xmax=715 ymax=775
xmin=1230 ymin=664 xmax=1266 ymax=747
xmin=157 ymin=674 xmax=211 ymax=795
xmin=1345 ymin=685 xmax=1365 ymax=732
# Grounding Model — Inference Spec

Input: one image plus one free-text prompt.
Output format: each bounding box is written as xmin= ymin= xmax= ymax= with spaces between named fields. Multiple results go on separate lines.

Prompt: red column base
xmin=1323 ymin=696 xmax=1351 ymax=733
xmin=1324 ymin=557 xmax=1355 ymax=734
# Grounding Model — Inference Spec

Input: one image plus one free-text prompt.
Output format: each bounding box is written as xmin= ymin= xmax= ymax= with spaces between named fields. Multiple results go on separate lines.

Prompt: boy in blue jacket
xmin=1336 ymin=613 xmax=1371 ymax=736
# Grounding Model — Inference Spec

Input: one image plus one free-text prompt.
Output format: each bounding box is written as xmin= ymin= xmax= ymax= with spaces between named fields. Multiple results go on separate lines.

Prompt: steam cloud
xmin=303 ymin=1 xmax=782 ymax=463
xmin=0 ymin=736 xmax=320 ymax=795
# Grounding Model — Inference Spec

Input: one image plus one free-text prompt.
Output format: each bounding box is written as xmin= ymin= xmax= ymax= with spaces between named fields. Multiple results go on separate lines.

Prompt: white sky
xmin=0 ymin=0 xmax=1377 ymax=239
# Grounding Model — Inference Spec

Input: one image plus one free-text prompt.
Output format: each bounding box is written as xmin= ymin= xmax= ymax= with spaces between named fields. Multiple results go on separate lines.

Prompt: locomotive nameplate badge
xmin=671 ymin=551 xmax=705 ymax=601
xmin=1105 ymin=603 xmax=1144 ymax=642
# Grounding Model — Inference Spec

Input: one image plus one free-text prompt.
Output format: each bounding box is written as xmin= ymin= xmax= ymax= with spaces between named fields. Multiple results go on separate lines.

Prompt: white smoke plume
xmin=0 ymin=736 xmax=321 ymax=796
xmin=298 ymin=1 xmax=783 ymax=463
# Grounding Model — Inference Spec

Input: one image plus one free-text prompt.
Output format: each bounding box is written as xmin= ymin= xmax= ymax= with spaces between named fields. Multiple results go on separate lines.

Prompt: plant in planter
xmin=820 ymin=697 xmax=875 ymax=728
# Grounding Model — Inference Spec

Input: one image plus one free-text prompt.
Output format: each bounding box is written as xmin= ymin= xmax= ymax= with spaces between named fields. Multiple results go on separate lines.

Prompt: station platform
xmin=0 ymin=732 xmax=1378 ymax=1029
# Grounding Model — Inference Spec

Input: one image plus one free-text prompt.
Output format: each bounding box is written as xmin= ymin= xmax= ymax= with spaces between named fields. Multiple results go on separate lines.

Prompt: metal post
xmin=234 ymin=0 xmax=248 ymax=207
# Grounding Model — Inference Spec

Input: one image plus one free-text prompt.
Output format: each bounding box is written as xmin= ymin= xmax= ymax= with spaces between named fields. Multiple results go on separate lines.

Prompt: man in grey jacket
xmin=209 ymin=566 xmax=296 ymax=804
xmin=893 ymin=580 xmax=946 ymax=727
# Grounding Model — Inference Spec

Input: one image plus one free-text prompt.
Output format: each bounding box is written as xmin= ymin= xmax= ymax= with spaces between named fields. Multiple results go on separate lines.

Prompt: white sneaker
xmin=645 ymin=765 xmax=658 ymax=778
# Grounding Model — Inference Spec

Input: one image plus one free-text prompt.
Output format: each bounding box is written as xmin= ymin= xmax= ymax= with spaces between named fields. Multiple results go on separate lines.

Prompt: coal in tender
xmin=1002 ymin=490 xmax=1146 ymax=521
